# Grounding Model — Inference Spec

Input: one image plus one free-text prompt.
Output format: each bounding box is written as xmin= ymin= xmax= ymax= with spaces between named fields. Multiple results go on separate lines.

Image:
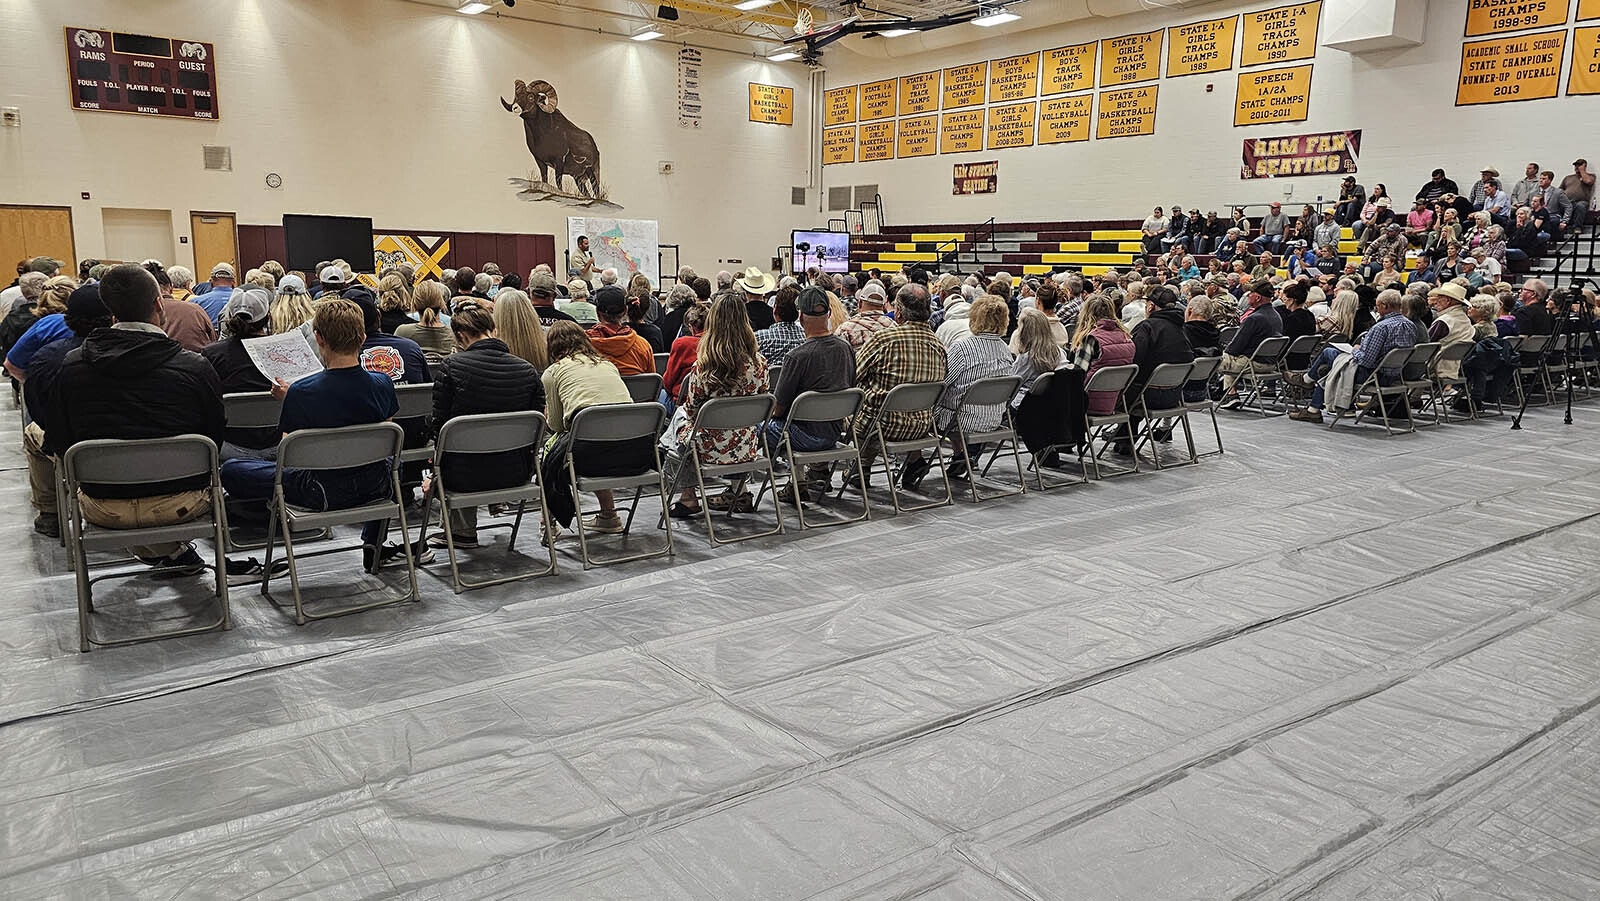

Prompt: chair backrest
xmin=654 ymin=352 xmax=669 ymax=375
xmin=437 ymin=410 xmax=545 ymax=456
xmin=395 ymin=382 xmax=433 ymax=420
xmin=1505 ymin=335 xmax=1525 ymax=351
xmin=957 ymin=375 xmax=1022 ymax=408
xmin=224 ymin=391 xmax=282 ymax=430
xmin=1519 ymin=334 xmax=1549 ymax=355
xmin=1250 ymin=335 xmax=1292 ymax=365
xmin=622 ymin=373 xmax=663 ymax=403
xmin=278 ymin=421 xmax=405 ymax=471
xmin=1373 ymin=346 xmax=1413 ymax=373
xmin=569 ymin=401 xmax=665 ymax=443
xmin=1187 ymin=355 xmax=1223 ymax=382
xmin=1143 ymin=361 xmax=1193 ymax=392
xmin=1285 ymin=334 xmax=1322 ymax=355
xmin=1220 ymin=326 xmax=1240 ymax=347
xmin=1405 ymin=342 xmax=1440 ymax=376
xmin=880 ymin=381 xmax=945 ymax=413
xmin=63 ymin=435 xmax=218 ymax=488
xmin=691 ymin=393 xmax=774 ymax=432
xmin=1084 ymin=363 xmax=1138 ymax=394
xmin=787 ymin=388 xmax=864 ymax=426
xmin=1434 ymin=340 xmax=1473 ymax=365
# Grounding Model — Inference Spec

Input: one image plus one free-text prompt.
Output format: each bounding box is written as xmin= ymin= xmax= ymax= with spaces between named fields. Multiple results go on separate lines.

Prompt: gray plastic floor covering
xmin=3 ymin=401 xmax=1599 ymax=899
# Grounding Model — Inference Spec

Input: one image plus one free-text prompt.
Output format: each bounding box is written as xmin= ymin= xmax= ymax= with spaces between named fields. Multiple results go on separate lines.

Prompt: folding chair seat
xmin=260 ymin=422 xmax=419 ymax=624
xmin=1327 ymin=346 xmax=1414 ymax=435
xmin=942 ymin=375 xmax=1027 ymax=502
xmin=622 ymin=372 xmax=664 ymax=404
xmin=1080 ymin=364 xmax=1140 ymax=479
xmin=756 ymin=388 xmax=870 ymax=529
xmin=1185 ymin=356 xmax=1225 ymax=457
xmin=566 ymin=402 xmax=674 ymax=568
xmin=421 ymin=411 xmax=556 ymax=593
xmin=1425 ymin=341 xmax=1474 ymax=423
xmin=1398 ymin=342 xmax=1441 ymax=425
xmin=666 ymin=393 xmax=784 ymax=546
xmin=849 ymin=381 xmax=953 ymax=514
xmin=62 ymin=436 xmax=230 ymax=652
xmin=1131 ymin=361 xmax=1197 ymax=468
xmin=1232 ymin=335 xmax=1291 ymax=416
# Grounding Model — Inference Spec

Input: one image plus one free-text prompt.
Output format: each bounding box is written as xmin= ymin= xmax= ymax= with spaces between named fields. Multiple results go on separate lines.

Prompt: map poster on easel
xmin=243 ymin=329 xmax=323 ymax=385
xmin=567 ymin=216 xmax=661 ymax=288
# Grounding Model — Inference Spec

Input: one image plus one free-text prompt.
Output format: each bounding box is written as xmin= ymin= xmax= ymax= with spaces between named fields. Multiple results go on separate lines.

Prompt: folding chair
xmin=622 ymin=372 xmax=663 ymax=404
xmin=944 ymin=375 xmax=1027 ymax=503
xmin=1395 ymin=342 xmax=1441 ymax=425
xmin=1220 ymin=326 xmax=1240 ymax=348
xmin=420 ymin=411 xmax=555 ymax=594
xmin=395 ymin=382 xmax=435 ymax=470
xmin=1014 ymin=371 xmax=1084 ymax=491
xmin=260 ymin=422 xmax=418 ymax=624
xmin=566 ymin=402 xmax=674 ymax=569
xmin=1185 ymin=356 xmax=1225 ymax=457
xmin=1131 ymin=362 xmax=1197 ymax=469
xmin=1425 ymin=342 xmax=1474 ymax=423
xmin=1080 ymin=364 xmax=1140 ymax=479
xmin=221 ymin=391 xmax=323 ymax=552
xmin=1327 ymin=346 xmax=1415 ymax=435
xmin=756 ymin=388 xmax=870 ymax=529
xmin=1514 ymin=334 xmax=1550 ymax=406
xmin=1280 ymin=334 xmax=1324 ymax=410
xmin=1570 ymin=330 xmax=1598 ymax=396
xmin=850 ymin=381 xmax=953 ymax=515
xmin=654 ymin=352 xmax=670 ymax=376
xmin=1541 ymin=332 xmax=1571 ymax=401
xmin=61 ymin=435 xmax=230 ymax=652
xmin=669 ymin=393 xmax=784 ymax=545
xmin=1231 ymin=335 xmax=1291 ymax=416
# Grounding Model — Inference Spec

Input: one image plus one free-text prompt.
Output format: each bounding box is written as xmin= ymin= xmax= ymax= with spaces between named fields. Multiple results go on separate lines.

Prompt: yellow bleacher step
xmin=872 ymin=252 xmax=939 ymax=263
xmin=1056 ymin=242 xmax=1146 ymax=253
xmin=1090 ymin=230 xmax=1143 ymax=241
xmin=1041 ymin=252 xmax=1141 ymax=265
xmin=909 ymin=232 xmax=965 ymax=243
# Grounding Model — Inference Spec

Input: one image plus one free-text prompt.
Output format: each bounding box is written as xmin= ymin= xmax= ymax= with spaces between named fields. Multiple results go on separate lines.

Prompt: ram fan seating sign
xmin=1241 ymin=129 xmax=1360 ymax=179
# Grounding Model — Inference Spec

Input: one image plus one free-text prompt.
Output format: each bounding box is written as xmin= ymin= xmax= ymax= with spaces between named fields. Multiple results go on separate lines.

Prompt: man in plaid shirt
xmin=852 ymin=284 xmax=948 ymax=490
xmin=835 ymin=280 xmax=895 ymax=351
xmin=755 ymin=290 xmax=806 ymax=367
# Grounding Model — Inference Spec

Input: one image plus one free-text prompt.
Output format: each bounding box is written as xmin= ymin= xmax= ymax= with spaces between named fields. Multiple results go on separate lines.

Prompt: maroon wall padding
xmin=236 ymin=224 xmax=555 ymax=279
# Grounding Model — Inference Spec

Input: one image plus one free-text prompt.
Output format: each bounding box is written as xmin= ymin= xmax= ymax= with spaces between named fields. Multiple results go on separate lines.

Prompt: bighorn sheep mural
xmin=502 ymin=79 xmax=606 ymax=203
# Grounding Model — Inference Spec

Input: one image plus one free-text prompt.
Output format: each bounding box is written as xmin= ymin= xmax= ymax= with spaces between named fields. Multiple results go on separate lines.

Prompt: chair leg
xmin=441 ymin=497 xmax=464 ymax=595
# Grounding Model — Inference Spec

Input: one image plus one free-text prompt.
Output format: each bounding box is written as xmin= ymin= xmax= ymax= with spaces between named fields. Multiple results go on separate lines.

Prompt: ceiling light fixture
xmin=457 ymin=0 xmax=492 ymax=13
xmin=972 ymin=7 xmax=1020 ymax=26
xmin=631 ymin=27 xmax=666 ymax=40
xmin=734 ymin=0 xmax=777 ymax=9
xmin=768 ymin=50 xmax=801 ymax=61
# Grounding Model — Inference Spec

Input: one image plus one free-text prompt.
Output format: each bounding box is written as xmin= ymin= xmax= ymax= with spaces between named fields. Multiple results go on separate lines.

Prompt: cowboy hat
xmin=1429 ymin=282 xmax=1468 ymax=304
xmin=736 ymin=266 xmax=776 ymax=295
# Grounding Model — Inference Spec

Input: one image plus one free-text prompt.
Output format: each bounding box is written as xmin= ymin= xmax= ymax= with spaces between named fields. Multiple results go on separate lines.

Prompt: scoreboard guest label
xmin=1240 ymin=2 xmax=1322 ymax=67
xmin=65 ymin=27 xmax=220 ymax=120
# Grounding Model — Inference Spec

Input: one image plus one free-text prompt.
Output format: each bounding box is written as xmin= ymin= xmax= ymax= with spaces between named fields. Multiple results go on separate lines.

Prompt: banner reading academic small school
xmin=953 ymin=160 xmax=999 ymax=195
xmin=1241 ymin=128 xmax=1360 ymax=179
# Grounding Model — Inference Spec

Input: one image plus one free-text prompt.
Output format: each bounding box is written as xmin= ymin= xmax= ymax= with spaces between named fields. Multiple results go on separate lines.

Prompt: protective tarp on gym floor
xmin=3 ymin=404 xmax=1599 ymax=899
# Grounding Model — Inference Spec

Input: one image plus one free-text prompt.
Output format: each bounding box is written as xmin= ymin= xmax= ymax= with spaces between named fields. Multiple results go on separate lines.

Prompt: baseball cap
xmin=527 ymin=270 xmax=558 ymax=297
xmin=210 ymin=262 xmax=235 ymax=279
xmin=1576 ymin=158 xmax=1589 ymax=167
xmin=797 ymin=286 xmax=831 ymax=317
xmin=318 ymin=265 xmax=346 ymax=286
xmin=26 ymin=256 xmax=63 ymax=274
xmin=223 ymin=287 xmax=272 ymax=325
xmin=277 ymin=274 xmax=308 ymax=295
xmin=65 ymin=284 xmax=107 ymax=318
xmin=593 ymin=285 xmax=627 ymax=315
xmin=857 ymin=281 xmax=887 ymax=304
xmin=1249 ymin=279 xmax=1274 ymax=297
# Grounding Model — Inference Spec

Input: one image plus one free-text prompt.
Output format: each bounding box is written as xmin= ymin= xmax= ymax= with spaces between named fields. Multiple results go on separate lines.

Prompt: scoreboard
xmin=64 ymin=27 xmax=220 ymax=121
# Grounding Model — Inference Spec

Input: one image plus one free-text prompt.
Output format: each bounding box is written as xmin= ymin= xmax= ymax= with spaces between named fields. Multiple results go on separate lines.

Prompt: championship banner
xmin=1241 ymin=129 xmax=1360 ymax=179
xmin=821 ymin=126 xmax=856 ymax=165
xmin=990 ymin=52 xmax=1041 ymax=102
xmin=942 ymin=62 xmax=988 ymax=109
xmin=861 ymin=79 xmax=897 ymax=121
xmin=1584 ymin=0 xmax=1600 ymax=21
xmin=1241 ymin=2 xmax=1321 ymax=67
xmin=1043 ymin=42 xmax=1096 ymax=95
xmin=897 ymin=115 xmax=938 ymax=158
xmin=1457 ymin=29 xmax=1565 ymax=104
xmin=858 ymin=120 xmax=895 ymax=162
xmin=1100 ymin=29 xmax=1162 ymax=86
xmin=1167 ymin=16 xmax=1239 ymax=77
xmin=1096 ymin=85 xmax=1157 ymax=139
xmin=1038 ymin=93 xmax=1092 ymax=144
xmin=1466 ymin=0 xmax=1567 ymax=37
xmin=940 ymin=109 xmax=985 ymax=154
xmin=1234 ymin=64 xmax=1313 ymax=126
xmin=747 ymin=83 xmax=793 ymax=125
xmin=899 ymin=71 xmax=939 ymax=115
xmin=823 ymin=86 xmax=857 ymax=126
xmin=1570 ymin=26 xmax=1600 ymax=94
xmin=987 ymin=101 xmax=1037 ymax=149
xmin=953 ymin=160 xmax=998 ymax=195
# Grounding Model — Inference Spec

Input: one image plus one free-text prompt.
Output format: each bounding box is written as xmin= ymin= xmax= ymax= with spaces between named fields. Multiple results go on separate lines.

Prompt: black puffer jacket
xmin=42 ymin=325 xmax=226 ymax=497
xmin=430 ymin=338 xmax=545 ymax=492
xmin=1131 ymin=306 xmax=1195 ymax=390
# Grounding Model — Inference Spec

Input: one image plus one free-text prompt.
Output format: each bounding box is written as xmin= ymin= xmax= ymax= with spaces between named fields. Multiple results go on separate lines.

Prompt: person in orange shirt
xmin=585 ymin=285 xmax=654 ymax=375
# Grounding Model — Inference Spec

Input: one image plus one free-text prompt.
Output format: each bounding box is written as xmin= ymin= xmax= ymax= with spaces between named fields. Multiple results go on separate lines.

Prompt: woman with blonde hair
xmin=375 ymin=273 xmax=413 ymax=334
xmin=664 ymin=292 xmax=769 ymax=518
xmin=492 ymin=288 xmax=549 ymax=370
xmin=1070 ymin=293 xmax=1136 ymax=416
xmin=3 ymin=275 xmax=79 ymax=380
xmin=270 ymin=275 xmax=318 ymax=335
xmin=1322 ymin=289 xmax=1359 ymax=339
xmin=396 ymin=279 xmax=455 ymax=357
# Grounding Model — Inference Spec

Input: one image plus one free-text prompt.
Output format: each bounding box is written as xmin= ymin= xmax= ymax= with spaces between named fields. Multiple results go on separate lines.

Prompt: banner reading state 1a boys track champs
xmin=820 ymin=1 xmax=1323 ymax=167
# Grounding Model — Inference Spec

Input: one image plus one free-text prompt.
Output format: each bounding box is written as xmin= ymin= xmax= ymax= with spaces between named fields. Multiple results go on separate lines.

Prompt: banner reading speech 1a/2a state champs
xmin=1242 ymin=129 xmax=1360 ymax=179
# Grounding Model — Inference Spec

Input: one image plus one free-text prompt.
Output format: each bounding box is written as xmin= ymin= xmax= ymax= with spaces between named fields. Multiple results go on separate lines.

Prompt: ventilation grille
xmin=202 ymin=145 xmax=232 ymax=171
xmin=791 ymin=186 xmax=807 ymax=206
xmin=853 ymin=184 xmax=878 ymax=208
xmin=827 ymin=186 xmax=852 ymax=211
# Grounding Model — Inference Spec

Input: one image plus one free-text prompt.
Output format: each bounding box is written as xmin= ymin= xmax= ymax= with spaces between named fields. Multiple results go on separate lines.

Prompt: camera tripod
xmin=1511 ymin=278 xmax=1596 ymax=429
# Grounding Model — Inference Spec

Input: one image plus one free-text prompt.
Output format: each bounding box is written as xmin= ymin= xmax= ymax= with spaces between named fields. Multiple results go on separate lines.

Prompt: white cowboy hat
xmin=737 ymin=266 xmax=776 ymax=296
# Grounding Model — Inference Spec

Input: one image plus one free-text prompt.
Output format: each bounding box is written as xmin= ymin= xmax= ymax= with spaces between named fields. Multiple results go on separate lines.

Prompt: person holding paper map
xmin=200 ymin=289 xmax=295 ymax=459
